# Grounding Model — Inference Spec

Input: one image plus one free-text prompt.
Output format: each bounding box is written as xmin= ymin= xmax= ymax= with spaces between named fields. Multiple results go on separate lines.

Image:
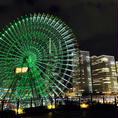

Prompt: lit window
xmin=101 ymin=57 xmax=108 ymax=62
xmin=102 ymin=68 xmax=109 ymax=72
xmin=112 ymin=72 xmax=116 ymax=76
xmin=104 ymin=82 xmax=111 ymax=84
xmin=103 ymin=77 xmax=110 ymax=80
xmin=110 ymin=61 xmax=115 ymax=65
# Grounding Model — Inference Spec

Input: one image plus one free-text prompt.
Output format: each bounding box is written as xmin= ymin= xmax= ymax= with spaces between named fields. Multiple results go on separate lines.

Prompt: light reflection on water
xmin=48 ymin=112 xmax=53 ymax=118
xmin=82 ymin=111 xmax=87 ymax=118
xmin=21 ymin=111 xmax=88 ymax=118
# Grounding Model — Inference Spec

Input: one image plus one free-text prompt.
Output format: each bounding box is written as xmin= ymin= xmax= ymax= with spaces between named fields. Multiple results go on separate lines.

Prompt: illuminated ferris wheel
xmin=0 ymin=13 xmax=79 ymax=102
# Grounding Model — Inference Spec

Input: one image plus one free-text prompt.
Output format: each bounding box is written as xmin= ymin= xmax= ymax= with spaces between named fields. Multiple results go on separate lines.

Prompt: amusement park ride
xmin=0 ymin=13 xmax=79 ymax=109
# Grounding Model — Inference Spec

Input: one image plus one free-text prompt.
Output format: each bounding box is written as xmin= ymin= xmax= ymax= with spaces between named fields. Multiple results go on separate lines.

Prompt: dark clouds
xmin=0 ymin=0 xmax=117 ymax=59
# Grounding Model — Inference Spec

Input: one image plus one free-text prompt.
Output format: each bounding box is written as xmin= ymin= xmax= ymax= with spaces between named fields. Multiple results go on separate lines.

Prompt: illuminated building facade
xmin=91 ymin=55 xmax=118 ymax=95
xmin=79 ymin=51 xmax=92 ymax=95
xmin=70 ymin=50 xmax=92 ymax=97
xmin=116 ymin=61 xmax=118 ymax=78
xmin=68 ymin=51 xmax=81 ymax=97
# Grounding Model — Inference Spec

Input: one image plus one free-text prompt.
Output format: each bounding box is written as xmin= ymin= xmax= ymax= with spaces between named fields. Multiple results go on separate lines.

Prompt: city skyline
xmin=69 ymin=50 xmax=118 ymax=98
xmin=0 ymin=1 xmax=117 ymax=118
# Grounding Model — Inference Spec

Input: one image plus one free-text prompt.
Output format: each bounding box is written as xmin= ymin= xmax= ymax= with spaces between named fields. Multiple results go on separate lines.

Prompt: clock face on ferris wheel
xmin=0 ymin=13 xmax=79 ymax=101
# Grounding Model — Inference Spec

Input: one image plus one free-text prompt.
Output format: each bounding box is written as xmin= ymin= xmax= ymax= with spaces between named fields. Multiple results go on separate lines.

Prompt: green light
xmin=0 ymin=13 xmax=79 ymax=106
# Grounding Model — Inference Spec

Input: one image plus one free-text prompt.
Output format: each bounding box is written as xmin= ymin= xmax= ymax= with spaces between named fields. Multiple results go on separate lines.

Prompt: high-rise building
xmin=70 ymin=51 xmax=81 ymax=97
xmin=79 ymin=51 xmax=92 ymax=95
xmin=91 ymin=55 xmax=118 ymax=95
xmin=116 ymin=61 xmax=118 ymax=78
xmin=67 ymin=50 xmax=92 ymax=97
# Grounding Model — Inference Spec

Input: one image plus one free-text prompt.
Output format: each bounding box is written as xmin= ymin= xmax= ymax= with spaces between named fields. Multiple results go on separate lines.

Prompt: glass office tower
xmin=79 ymin=51 xmax=92 ymax=95
xmin=91 ymin=55 xmax=118 ymax=95
xmin=71 ymin=50 xmax=92 ymax=97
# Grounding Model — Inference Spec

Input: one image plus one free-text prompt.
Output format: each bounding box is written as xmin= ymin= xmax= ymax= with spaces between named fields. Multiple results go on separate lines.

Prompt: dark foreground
xmin=21 ymin=110 xmax=117 ymax=118
xmin=0 ymin=104 xmax=117 ymax=118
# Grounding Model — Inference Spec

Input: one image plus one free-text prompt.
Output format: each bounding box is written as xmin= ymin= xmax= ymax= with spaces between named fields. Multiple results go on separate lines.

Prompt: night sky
xmin=0 ymin=0 xmax=117 ymax=60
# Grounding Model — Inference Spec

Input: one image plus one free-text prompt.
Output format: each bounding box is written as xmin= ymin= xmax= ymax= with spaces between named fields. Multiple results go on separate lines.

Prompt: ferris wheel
xmin=0 ymin=13 xmax=79 ymax=103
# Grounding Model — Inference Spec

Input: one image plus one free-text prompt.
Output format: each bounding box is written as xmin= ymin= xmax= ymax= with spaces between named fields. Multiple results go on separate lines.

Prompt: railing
xmin=0 ymin=96 xmax=117 ymax=112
